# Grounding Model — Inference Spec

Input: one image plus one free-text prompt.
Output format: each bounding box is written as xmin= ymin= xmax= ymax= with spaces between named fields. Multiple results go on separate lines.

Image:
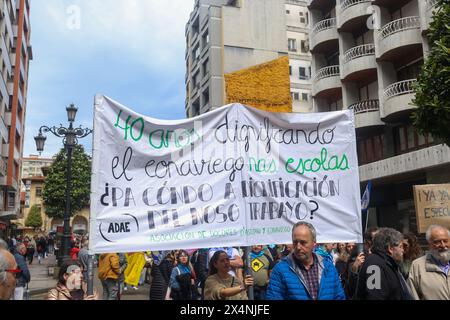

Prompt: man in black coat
xmin=355 ymin=228 xmax=413 ymax=300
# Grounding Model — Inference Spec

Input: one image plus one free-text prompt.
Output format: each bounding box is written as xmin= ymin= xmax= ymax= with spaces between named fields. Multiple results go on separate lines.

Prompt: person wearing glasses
xmin=168 ymin=250 xmax=196 ymax=300
xmin=12 ymin=243 xmax=30 ymax=300
xmin=0 ymin=248 xmax=19 ymax=300
xmin=48 ymin=261 xmax=98 ymax=300
xmin=408 ymin=225 xmax=450 ymax=300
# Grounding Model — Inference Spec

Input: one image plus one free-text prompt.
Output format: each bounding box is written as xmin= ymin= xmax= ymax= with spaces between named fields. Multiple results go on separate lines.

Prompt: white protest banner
xmin=90 ymin=95 xmax=362 ymax=253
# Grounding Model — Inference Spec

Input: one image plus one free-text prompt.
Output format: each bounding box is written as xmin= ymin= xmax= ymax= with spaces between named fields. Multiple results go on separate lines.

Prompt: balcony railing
xmin=340 ymin=0 xmax=371 ymax=12
xmin=343 ymin=44 xmax=375 ymax=63
xmin=379 ymin=16 xmax=421 ymax=40
xmin=314 ymin=65 xmax=340 ymax=81
xmin=426 ymin=0 xmax=438 ymax=9
xmin=312 ymin=18 xmax=337 ymax=35
xmin=348 ymin=99 xmax=379 ymax=114
xmin=383 ymin=79 xmax=417 ymax=100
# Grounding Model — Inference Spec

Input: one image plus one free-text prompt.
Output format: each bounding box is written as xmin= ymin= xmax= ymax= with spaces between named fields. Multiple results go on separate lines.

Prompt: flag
xmin=361 ymin=181 xmax=372 ymax=211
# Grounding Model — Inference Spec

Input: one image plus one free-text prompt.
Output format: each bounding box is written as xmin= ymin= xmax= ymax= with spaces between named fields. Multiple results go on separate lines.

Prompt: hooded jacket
xmin=266 ymin=252 xmax=345 ymax=300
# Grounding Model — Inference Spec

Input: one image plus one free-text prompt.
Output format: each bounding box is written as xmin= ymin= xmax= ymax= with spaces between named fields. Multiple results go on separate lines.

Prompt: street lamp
xmin=34 ymin=104 xmax=92 ymax=266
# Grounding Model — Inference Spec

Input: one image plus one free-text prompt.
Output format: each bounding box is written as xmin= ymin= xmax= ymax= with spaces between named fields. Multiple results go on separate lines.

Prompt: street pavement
xmin=28 ymin=254 xmax=150 ymax=300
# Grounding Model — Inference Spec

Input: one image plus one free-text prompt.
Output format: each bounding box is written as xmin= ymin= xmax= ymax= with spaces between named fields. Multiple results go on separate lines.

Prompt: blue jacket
xmin=13 ymin=252 xmax=30 ymax=287
xmin=266 ymin=253 xmax=345 ymax=300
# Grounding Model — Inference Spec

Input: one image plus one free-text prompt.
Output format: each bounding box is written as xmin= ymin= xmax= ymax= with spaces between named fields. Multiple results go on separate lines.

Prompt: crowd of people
xmin=0 ymin=223 xmax=449 ymax=300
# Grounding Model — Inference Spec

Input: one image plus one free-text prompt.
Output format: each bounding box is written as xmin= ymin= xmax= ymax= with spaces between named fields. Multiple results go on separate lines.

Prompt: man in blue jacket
xmin=12 ymin=243 xmax=30 ymax=300
xmin=266 ymin=222 xmax=345 ymax=300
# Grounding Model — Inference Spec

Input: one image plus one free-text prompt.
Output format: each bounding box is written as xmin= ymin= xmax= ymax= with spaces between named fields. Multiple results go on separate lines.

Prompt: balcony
xmin=377 ymin=16 xmax=422 ymax=60
xmin=310 ymin=18 xmax=338 ymax=53
xmin=307 ymin=0 xmax=331 ymax=10
xmin=381 ymin=79 xmax=417 ymax=122
xmin=312 ymin=65 xmax=341 ymax=99
xmin=423 ymin=0 xmax=438 ymax=32
xmin=341 ymin=44 xmax=376 ymax=81
xmin=349 ymin=99 xmax=384 ymax=136
xmin=359 ymin=144 xmax=450 ymax=182
xmin=338 ymin=0 xmax=372 ymax=32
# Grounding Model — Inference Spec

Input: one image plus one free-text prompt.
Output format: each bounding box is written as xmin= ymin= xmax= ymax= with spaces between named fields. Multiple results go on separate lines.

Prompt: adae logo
xmin=99 ymin=214 xmax=140 ymax=243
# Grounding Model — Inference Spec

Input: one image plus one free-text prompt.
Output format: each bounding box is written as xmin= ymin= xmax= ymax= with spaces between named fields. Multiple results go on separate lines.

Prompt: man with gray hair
xmin=355 ymin=227 xmax=413 ymax=300
xmin=0 ymin=248 xmax=18 ymax=300
xmin=407 ymin=224 xmax=450 ymax=300
xmin=266 ymin=222 xmax=345 ymax=300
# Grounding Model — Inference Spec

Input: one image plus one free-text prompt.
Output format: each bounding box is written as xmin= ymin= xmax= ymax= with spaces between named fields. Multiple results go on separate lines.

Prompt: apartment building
xmin=308 ymin=0 xmax=449 ymax=234
xmin=0 ymin=0 xmax=32 ymax=238
xmin=22 ymin=154 xmax=54 ymax=179
xmin=185 ymin=0 xmax=312 ymax=117
xmin=286 ymin=0 xmax=313 ymax=112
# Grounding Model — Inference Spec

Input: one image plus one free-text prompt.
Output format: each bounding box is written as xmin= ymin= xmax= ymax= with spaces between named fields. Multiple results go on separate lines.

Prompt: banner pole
xmin=244 ymin=246 xmax=254 ymax=300
xmin=87 ymin=94 xmax=103 ymax=297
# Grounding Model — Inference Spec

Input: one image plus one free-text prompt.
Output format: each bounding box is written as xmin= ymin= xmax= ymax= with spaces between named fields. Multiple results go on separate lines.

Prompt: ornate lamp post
xmin=34 ymin=104 xmax=92 ymax=266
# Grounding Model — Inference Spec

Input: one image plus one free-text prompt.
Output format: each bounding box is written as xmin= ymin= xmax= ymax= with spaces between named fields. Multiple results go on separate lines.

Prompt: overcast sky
xmin=24 ymin=0 xmax=194 ymax=158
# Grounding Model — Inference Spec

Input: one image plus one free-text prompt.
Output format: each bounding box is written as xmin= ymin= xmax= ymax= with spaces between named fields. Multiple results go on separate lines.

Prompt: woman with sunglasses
xmin=48 ymin=261 xmax=97 ymax=300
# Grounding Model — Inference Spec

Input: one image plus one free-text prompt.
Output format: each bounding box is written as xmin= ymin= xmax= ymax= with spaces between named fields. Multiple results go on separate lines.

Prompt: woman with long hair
xmin=400 ymin=232 xmax=423 ymax=279
xmin=204 ymin=250 xmax=253 ymax=300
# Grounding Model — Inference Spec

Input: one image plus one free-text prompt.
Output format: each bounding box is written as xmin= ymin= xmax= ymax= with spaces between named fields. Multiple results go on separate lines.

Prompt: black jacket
xmin=149 ymin=259 xmax=174 ymax=300
xmin=354 ymin=250 xmax=413 ymax=300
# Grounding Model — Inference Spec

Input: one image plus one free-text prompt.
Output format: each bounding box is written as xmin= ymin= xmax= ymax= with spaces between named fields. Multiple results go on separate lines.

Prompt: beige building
xmin=0 ymin=0 xmax=32 ymax=239
xmin=22 ymin=154 xmax=54 ymax=179
xmin=19 ymin=175 xmax=89 ymax=235
xmin=308 ymin=0 xmax=449 ymax=234
xmin=185 ymin=0 xmax=312 ymax=117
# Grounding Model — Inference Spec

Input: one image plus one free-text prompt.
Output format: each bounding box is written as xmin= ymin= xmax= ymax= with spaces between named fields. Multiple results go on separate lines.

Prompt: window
xmin=289 ymin=66 xmax=292 ymax=76
xmin=8 ymin=192 xmax=15 ymax=208
xmin=291 ymin=92 xmax=299 ymax=101
xmin=202 ymin=88 xmax=209 ymax=107
xmin=357 ymin=135 xmax=384 ymax=165
xmin=35 ymin=187 xmax=42 ymax=197
xmin=299 ymin=67 xmax=307 ymax=80
xmin=202 ymin=31 xmax=209 ymax=49
xmin=394 ymin=125 xmax=434 ymax=154
xmin=288 ymin=38 xmax=297 ymax=52
xmin=286 ymin=10 xmax=290 ymax=14
xmin=202 ymin=58 xmax=210 ymax=77
xmin=193 ymin=45 xmax=200 ymax=61
xmin=193 ymin=71 xmax=200 ymax=88
xmin=301 ymin=40 xmax=309 ymax=53
xmin=302 ymin=93 xmax=309 ymax=101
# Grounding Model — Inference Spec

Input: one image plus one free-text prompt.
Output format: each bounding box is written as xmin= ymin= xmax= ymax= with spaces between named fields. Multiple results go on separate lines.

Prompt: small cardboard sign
xmin=413 ymin=184 xmax=450 ymax=234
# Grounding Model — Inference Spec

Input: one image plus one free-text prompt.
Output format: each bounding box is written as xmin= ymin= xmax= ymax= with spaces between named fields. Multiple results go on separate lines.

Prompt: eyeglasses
xmin=1 ymin=268 xmax=21 ymax=274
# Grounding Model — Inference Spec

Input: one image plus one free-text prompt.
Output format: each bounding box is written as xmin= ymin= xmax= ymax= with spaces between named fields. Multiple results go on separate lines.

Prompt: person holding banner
xmin=266 ymin=222 xmax=345 ymax=300
xmin=48 ymin=261 xmax=98 ymax=300
xmin=204 ymin=250 xmax=254 ymax=300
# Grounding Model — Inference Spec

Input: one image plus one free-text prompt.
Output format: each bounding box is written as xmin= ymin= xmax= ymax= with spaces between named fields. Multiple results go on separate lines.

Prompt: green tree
xmin=412 ymin=0 xmax=450 ymax=146
xmin=43 ymin=144 xmax=91 ymax=219
xmin=25 ymin=205 xmax=43 ymax=229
